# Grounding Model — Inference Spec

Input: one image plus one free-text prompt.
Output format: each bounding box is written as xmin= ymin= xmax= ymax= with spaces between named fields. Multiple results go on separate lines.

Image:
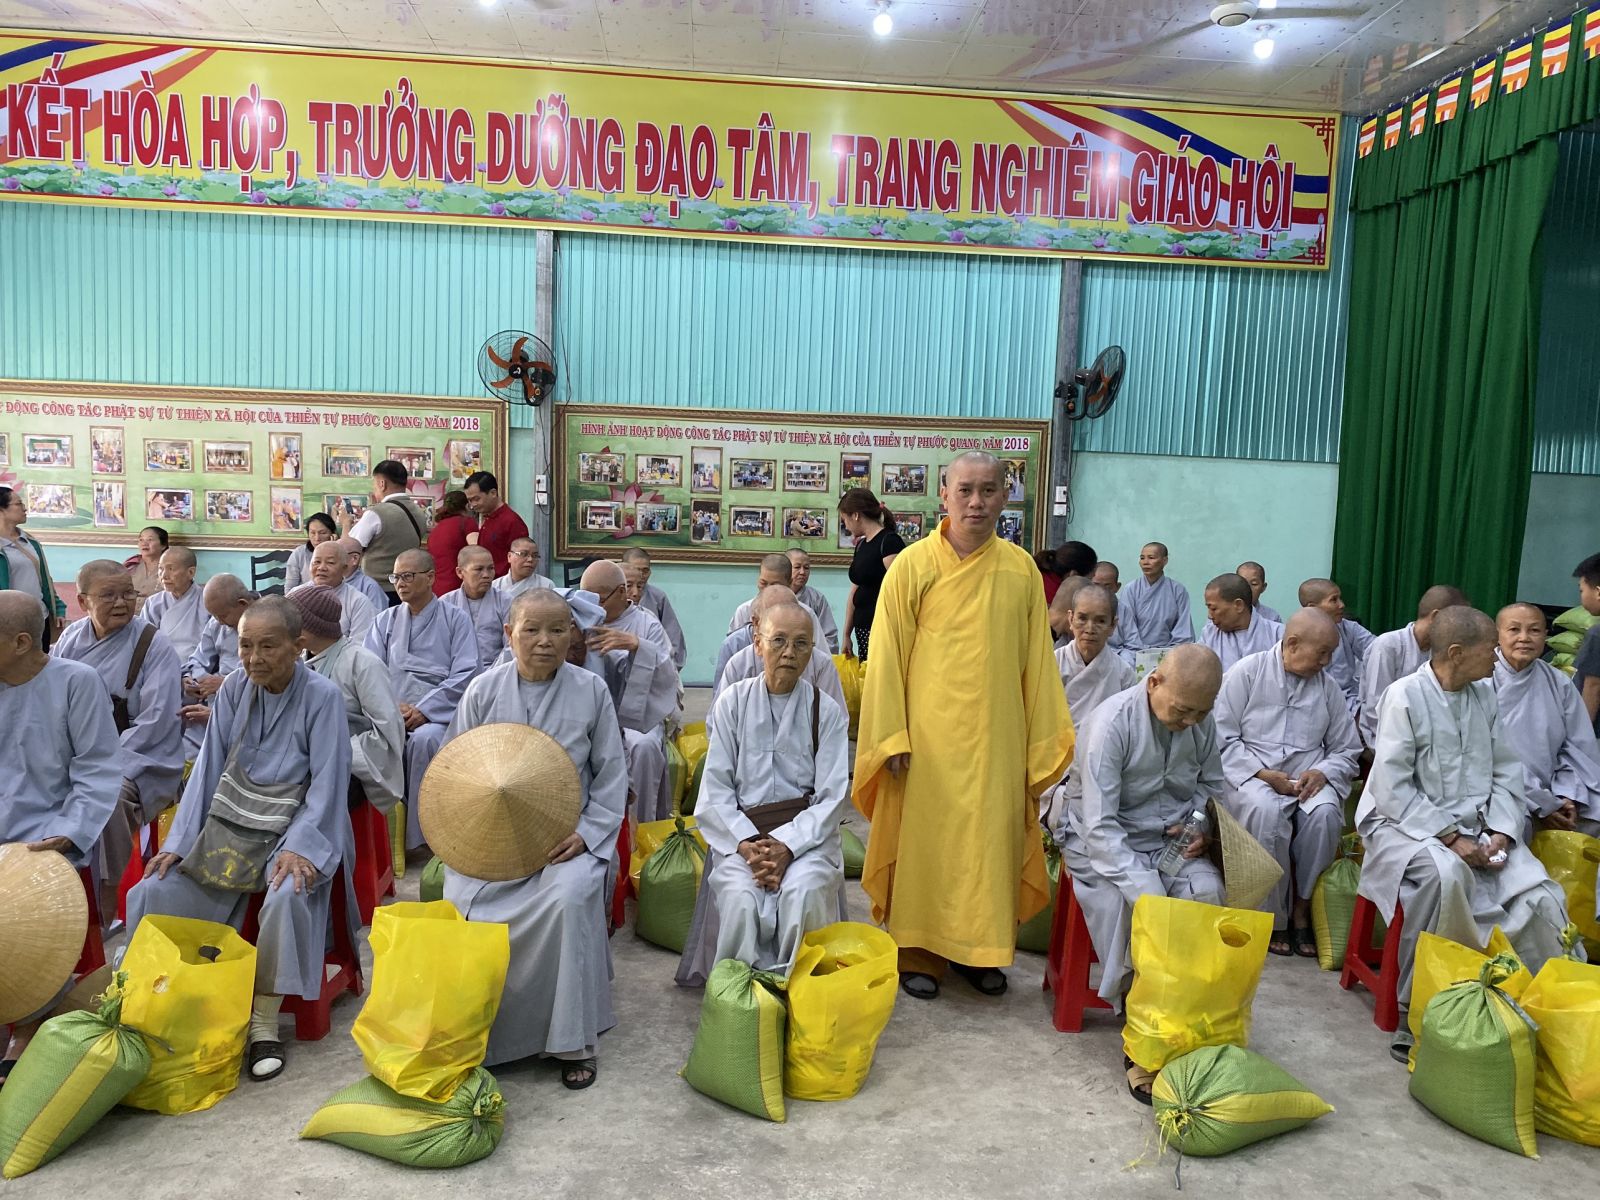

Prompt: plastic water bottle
xmin=1157 ymin=809 xmax=1208 ymax=877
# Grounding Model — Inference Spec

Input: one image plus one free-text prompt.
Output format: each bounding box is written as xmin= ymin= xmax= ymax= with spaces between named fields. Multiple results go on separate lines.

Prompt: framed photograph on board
xmin=730 ymin=458 xmax=776 ymax=490
xmin=24 ymin=434 xmax=73 ymax=468
xmin=90 ymin=427 xmax=124 ymax=475
xmin=269 ymin=433 xmax=303 ymax=480
xmin=895 ymin=513 xmax=925 ymax=542
xmin=387 ymin=446 xmax=434 ymax=480
xmin=322 ymin=444 xmax=371 ymax=479
xmin=578 ymin=452 xmax=625 ymax=485
xmin=146 ymin=487 xmax=192 ymax=521
xmin=691 ymin=500 xmax=722 ymax=544
xmin=206 ymin=490 xmax=254 ymax=522
xmin=998 ymin=509 xmax=1024 ymax=545
xmin=690 ymin=447 xmax=722 ymax=493
xmin=636 ymin=455 xmax=682 ymax=489
xmin=270 ymin=486 xmax=303 ymax=532
xmin=413 ymin=496 xmax=437 ymax=521
xmin=446 ymin=439 xmax=482 ymax=481
xmin=27 ymin=483 xmax=75 ymax=517
xmin=1003 ymin=459 xmax=1027 ymax=502
xmin=730 ymin=506 xmax=774 ymax=537
xmin=204 ymin=441 xmax=253 ymax=474
xmin=783 ymin=460 xmax=829 ymax=492
xmin=144 ymin=438 xmax=193 ymax=472
xmin=840 ymin=453 xmax=871 ymax=489
xmin=635 ymin=502 xmax=680 ymax=534
xmin=0 ymin=432 xmax=8 ymax=465
xmin=326 ymin=493 xmax=367 ymax=524
xmin=782 ymin=507 xmax=828 ymax=539
xmin=581 ymin=500 xmax=622 ymax=531
xmin=92 ymin=481 xmax=125 ymax=527
xmin=881 ymin=463 xmax=927 ymax=496
xmin=838 ymin=517 xmax=857 ymax=551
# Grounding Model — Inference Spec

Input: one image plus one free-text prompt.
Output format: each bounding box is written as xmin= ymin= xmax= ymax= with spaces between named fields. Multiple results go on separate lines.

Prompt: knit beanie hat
xmin=287 ymin=583 xmax=342 ymax=640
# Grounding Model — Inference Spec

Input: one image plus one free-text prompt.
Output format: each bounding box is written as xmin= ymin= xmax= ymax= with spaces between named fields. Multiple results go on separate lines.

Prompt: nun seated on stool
xmin=677 ymin=598 xmax=850 ymax=987
xmin=422 ymin=588 xmax=627 ymax=1092
xmin=128 ymin=595 xmax=358 ymax=1084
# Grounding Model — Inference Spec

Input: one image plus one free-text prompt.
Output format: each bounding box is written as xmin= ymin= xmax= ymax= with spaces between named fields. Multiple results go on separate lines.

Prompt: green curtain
xmin=1333 ymin=26 xmax=1600 ymax=631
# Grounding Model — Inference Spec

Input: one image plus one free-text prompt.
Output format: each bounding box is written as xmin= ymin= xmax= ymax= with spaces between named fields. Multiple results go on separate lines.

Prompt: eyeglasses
xmin=88 ymin=589 xmax=137 ymax=603
xmin=596 ymin=584 xmax=622 ymax=603
xmin=388 ymin=570 xmax=434 ymax=585
xmin=762 ymin=636 xmax=813 ymax=654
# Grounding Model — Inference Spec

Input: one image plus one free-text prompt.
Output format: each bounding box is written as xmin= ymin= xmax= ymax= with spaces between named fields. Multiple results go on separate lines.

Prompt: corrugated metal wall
xmin=1532 ymin=127 xmax=1600 ymax=476
xmin=1071 ymin=125 xmax=1356 ymax=463
xmin=551 ymin=232 xmax=1062 ymax=420
xmin=0 ymin=202 xmax=541 ymax=423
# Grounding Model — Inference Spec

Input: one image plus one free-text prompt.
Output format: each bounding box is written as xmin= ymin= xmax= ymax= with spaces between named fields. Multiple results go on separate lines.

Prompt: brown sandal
xmin=1124 ymin=1055 xmax=1156 ymax=1106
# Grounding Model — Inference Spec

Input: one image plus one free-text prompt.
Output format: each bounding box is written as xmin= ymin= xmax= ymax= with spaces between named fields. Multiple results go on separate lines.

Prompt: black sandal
xmin=1268 ymin=929 xmax=1293 ymax=957
xmin=561 ymin=1058 xmax=598 ymax=1090
xmin=247 ymin=1040 xmax=285 ymax=1082
xmin=1124 ymin=1055 xmax=1155 ymax=1106
xmin=0 ymin=1058 xmax=17 ymax=1091
xmin=1291 ymin=927 xmax=1319 ymax=958
xmin=899 ymin=972 xmax=940 ymax=1000
xmin=951 ymin=963 xmax=1008 ymax=996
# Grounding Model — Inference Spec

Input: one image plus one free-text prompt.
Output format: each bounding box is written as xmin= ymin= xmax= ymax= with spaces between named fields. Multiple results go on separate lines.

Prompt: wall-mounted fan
xmin=1057 ymin=345 xmax=1125 ymax=421
xmin=478 ymin=330 xmax=556 ymax=406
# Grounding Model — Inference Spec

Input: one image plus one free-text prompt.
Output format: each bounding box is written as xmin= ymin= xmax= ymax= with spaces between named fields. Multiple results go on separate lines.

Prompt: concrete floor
xmin=9 ymin=692 xmax=1597 ymax=1195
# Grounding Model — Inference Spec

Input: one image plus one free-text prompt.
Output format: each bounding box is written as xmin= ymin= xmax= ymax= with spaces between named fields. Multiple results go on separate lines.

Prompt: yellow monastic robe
xmin=853 ymin=520 xmax=1075 ymax=967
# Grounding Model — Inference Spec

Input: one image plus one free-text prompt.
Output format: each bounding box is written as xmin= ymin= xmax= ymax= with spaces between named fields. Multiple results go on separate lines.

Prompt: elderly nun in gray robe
xmin=439 ymin=588 xmax=627 ymax=1088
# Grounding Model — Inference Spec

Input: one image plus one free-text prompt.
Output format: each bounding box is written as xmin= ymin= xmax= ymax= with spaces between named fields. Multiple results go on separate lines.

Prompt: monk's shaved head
xmin=1418 ymin=585 xmax=1469 ymax=619
xmin=1282 ymin=607 xmax=1339 ymax=677
xmin=336 ymin=536 xmax=363 ymax=559
xmin=161 ymin=545 xmax=197 ymax=571
xmin=1496 ymin=601 xmax=1546 ymax=626
xmin=1072 ymin=582 xmax=1118 ymax=618
xmin=457 ymin=545 xmax=493 ymax=569
xmin=1161 ymin=643 xmax=1223 ymax=691
xmin=1237 ymin=561 xmax=1265 ymax=581
xmin=1429 ymin=605 xmax=1495 ymax=661
xmin=1205 ymin=573 xmax=1253 ymax=606
xmin=510 ymin=587 xmax=571 ymax=625
xmin=395 ymin=548 xmax=434 ymax=574
xmin=752 ymin=585 xmax=803 ymax=622
xmin=1285 ymin=606 xmax=1338 ymax=644
xmin=1143 ymin=542 xmax=1169 ymax=558
xmin=1298 ymin=577 xmax=1337 ymax=606
xmin=758 ymin=553 xmax=793 ymax=582
xmin=0 ymin=590 xmax=46 ymax=645
xmin=1147 ymin=644 xmax=1223 ymax=730
xmin=620 ymin=547 xmax=651 ymax=566
xmin=758 ymin=600 xmax=811 ymax=640
xmin=1048 ymin=576 xmax=1086 ymax=637
xmin=311 ymin=541 xmax=343 ymax=564
xmin=949 ymin=450 xmax=1004 ymax=482
xmin=580 ymin=559 xmax=625 ymax=593
xmin=75 ymin=558 xmax=128 ymax=592
xmin=243 ymin=594 xmax=302 ymax=639
xmin=203 ymin=573 xmax=250 ymax=606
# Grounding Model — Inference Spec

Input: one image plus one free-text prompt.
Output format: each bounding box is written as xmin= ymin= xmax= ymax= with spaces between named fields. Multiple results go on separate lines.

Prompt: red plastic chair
xmin=115 ymin=817 xmax=163 ymax=923
xmin=610 ymin=820 xmax=631 ymax=934
xmin=1042 ymin=873 xmax=1114 ymax=1033
xmin=75 ymin=866 xmax=106 ymax=977
xmin=350 ymin=801 xmax=396 ymax=927
xmin=1339 ymin=897 xmax=1405 ymax=1032
xmin=243 ymin=867 xmax=362 ymax=1041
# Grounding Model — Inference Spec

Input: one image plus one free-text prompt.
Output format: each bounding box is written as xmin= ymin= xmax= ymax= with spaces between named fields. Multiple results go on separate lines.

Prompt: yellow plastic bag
xmin=676 ymin=724 xmax=710 ymax=815
xmin=1124 ymin=896 xmax=1273 ymax=1072
xmin=117 ymin=915 xmax=256 ymax=1115
xmin=1531 ymin=832 xmax=1600 ymax=955
xmin=784 ymin=922 xmax=898 ymax=1101
xmin=1407 ymin=929 xmax=1528 ymax=1070
xmin=630 ymin=816 xmax=707 ymax=890
xmin=1521 ymin=956 xmax=1600 ymax=1146
xmin=666 ymin=737 xmax=689 ymax=813
xmin=831 ymin=655 xmax=864 ymax=738
xmin=351 ymin=901 xmax=510 ymax=1102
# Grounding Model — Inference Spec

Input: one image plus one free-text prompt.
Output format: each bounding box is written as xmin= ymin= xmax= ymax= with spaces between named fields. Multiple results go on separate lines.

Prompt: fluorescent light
xmin=872 ymin=3 xmax=893 ymax=36
xmin=1253 ymin=35 xmax=1274 ymax=60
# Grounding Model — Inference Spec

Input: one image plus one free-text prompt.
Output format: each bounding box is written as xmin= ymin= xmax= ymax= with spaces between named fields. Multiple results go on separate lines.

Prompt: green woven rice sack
xmin=1152 ymin=1044 xmax=1333 ymax=1157
xmin=300 ymin=1067 xmax=504 ymax=1168
xmin=0 ymin=986 xmax=152 ymax=1179
xmin=1311 ymin=837 xmax=1362 ymax=971
xmin=636 ymin=817 xmax=705 ymax=952
xmin=841 ymin=827 xmax=866 ymax=879
xmin=1554 ymin=606 xmax=1599 ymax=636
xmin=1410 ymin=955 xmax=1539 ymax=1157
xmin=1015 ymin=846 xmax=1059 ymax=954
xmin=1548 ymin=630 xmax=1583 ymax=656
xmin=682 ymin=752 xmax=708 ymax=815
xmin=666 ymin=737 xmax=688 ymax=813
xmin=419 ymin=856 xmax=445 ymax=904
xmin=682 ymin=959 xmax=787 ymax=1122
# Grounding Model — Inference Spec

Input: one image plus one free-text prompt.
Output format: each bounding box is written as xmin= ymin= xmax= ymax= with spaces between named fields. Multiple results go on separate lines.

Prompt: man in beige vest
xmin=344 ymin=459 xmax=431 ymax=607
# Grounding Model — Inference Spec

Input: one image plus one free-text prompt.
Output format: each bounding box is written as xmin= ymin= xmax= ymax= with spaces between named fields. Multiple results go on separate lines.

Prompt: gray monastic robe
xmin=1256 ymin=602 xmax=1283 ymax=624
xmin=1201 ymin=611 xmax=1284 ymax=674
xmin=1327 ymin=618 xmax=1375 ymax=716
xmin=441 ymin=661 xmax=628 ymax=1064
xmin=1116 ymin=575 xmax=1195 ymax=653
xmin=1358 ymin=623 xmax=1425 ymax=745
xmin=726 ymin=598 xmax=830 ymax=655
xmin=492 ymin=570 xmax=555 ymax=601
xmin=638 ymin=582 xmax=688 ymax=669
xmin=364 ymin=598 xmax=477 ymax=848
xmin=707 ymin=642 xmax=846 ymax=731
xmin=307 ymin=637 xmax=406 ymax=812
xmin=333 ymin=579 xmax=378 ymax=645
xmin=713 ymin=627 xmax=754 ymax=692
xmin=1040 ymin=640 xmax=1137 ymax=834
xmin=0 ymin=657 xmax=120 ymax=866
xmin=795 ymin=585 xmax=842 ymax=655
xmin=440 ymin=585 xmax=512 ymax=672
xmin=143 ymin=584 xmax=206 ymax=662
xmin=597 ymin=602 xmax=680 ymax=822
xmin=126 ymin=663 xmax=358 ymax=1001
xmin=1060 ymin=685 xmax=1225 ymax=1003
xmin=1215 ymin=646 xmax=1360 ymax=925
xmin=188 ymin=617 xmax=240 ymax=677
xmin=694 ymin=678 xmax=849 ymax=973
xmin=1357 ymin=663 xmax=1576 ymax=1006
xmin=1493 ymin=650 xmax=1600 ymax=829
xmin=347 ymin=570 xmax=388 ymax=609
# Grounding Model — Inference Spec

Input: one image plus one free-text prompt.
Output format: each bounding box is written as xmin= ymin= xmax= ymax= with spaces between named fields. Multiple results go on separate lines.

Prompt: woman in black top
xmin=840 ymin=488 xmax=905 ymax=661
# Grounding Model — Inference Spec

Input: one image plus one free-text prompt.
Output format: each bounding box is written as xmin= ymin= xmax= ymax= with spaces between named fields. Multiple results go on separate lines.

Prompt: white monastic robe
xmin=595 ymin=602 xmax=681 ymax=822
xmin=284 ymin=543 xmax=314 ymax=592
xmin=692 ymin=678 xmax=849 ymax=975
xmin=347 ymin=570 xmax=388 ymax=610
xmin=1256 ymin=602 xmax=1283 ymax=624
xmin=1115 ymin=574 xmax=1195 ymax=654
xmin=713 ymin=628 xmax=754 ymax=692
xmin=1357 ymin=663 xmax=1575 ymax=1007
xmin=1214 ymin=647 xmax=1360 ymax=926
xmin=639 ymin=582 xmax=688 ymax=670
xmin=1040 ymin=641 xmax=1138 ymax=834
xmin=364 ymin=599 xmax=478 ymax=848
xmin=1201 ymin=611 xmax=1284 ymax=674
xmin=441 ymin=585 xmax=512 ymax=672
xmin=727 ymin=598 xmax=830 ymax=652
xmin=334 ymin=579 xmax=378 ymax=645
xmin=442 ymin=661 xmax=627 ymax=1065
xmin=1327 ymin=618 xmax=1375 ymax=716
xmin=708 ymin=642 xmax=847 ymax=731
xmin=1493 ymin=650 xmax=1600 ymax=830
xmin=1358 ymin=623 xmax=1426 ymax=745
xmin=795 ymin=585 xmax=842 ymax=655
xmin=492 ymin=570 xmax=555 ymax=601
xmin=0 ymin=658 xmax=121 ymax=867
xmin=188 ymin=617 xmax=240 ymax=677
xmin=307 ymin=637 xmax=406 ymax=812
xmin=1060 ymin=685 xmax=1225 ymax=1003
xmin=127 ymin=663 xmax=358 ymax=1001
xmin=143 ymin=584 xmax=206 ymax=662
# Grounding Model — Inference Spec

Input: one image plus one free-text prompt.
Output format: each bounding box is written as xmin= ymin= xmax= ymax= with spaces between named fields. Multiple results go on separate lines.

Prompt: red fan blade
xmin=490 ymin=374 xmax=516 ymax=388
xmin=530 ymin=359 xmax=554 ymax=374
xmin=510 ymin=335 xmax=529 ymax=363
xmin=521 ymin=374 xmax=535 ymax=402
xmin=486 ymin=344 xmax=512 ymax=370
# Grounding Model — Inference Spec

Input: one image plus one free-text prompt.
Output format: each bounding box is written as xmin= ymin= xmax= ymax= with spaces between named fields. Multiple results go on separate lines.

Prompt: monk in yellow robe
xmin=854 ymin=451 xmax=1075 ymax=999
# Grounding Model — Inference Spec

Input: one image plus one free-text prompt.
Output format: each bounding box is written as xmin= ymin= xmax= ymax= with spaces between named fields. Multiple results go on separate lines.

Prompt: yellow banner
xmin=0 ymin=31 xmax=1337 ymax=267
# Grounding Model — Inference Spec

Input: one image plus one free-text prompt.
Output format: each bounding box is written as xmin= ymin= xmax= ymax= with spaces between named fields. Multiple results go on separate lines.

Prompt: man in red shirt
xmin=463 ymin=470 xmax=529 ymax=577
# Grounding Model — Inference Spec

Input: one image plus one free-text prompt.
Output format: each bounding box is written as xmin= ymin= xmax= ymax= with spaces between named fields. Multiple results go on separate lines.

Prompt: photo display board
xmin=0 ymin=380 xmax=503 ymax=547
xmin=555 ymin=403 xmax=1050 ymax=565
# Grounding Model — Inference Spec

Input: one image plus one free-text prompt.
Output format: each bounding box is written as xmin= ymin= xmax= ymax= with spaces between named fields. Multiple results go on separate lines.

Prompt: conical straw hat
xmin=0 ymin=843 xmax=88 ymax=1024
xmin=1208 ymin=801 xmax=1284 ymax=912
xmin=419 ymin=723 xmax=583 ymax=881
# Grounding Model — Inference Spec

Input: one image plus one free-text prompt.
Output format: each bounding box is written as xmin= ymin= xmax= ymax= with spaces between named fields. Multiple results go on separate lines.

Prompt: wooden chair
xmin=250 ymin=549 xmax=293 ymax=597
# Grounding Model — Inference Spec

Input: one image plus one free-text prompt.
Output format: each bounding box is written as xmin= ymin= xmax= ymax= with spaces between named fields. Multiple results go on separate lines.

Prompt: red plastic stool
xmin=115 ymin=817 xmax=163 ymax=923
xmin=74 ymin=866 xmax=106 ymax=976
xmin=350 ymin=802 xmax=396 ymax=927
xmin=1042 ymin=873 xmax=1113 ymax=1032
xmin=610 ymin=820 xmax=631 ymax=934
xmin=1339 ymin=897 xmax=1405 ymax=1032
xmin=244 ymin=867 xmax=363 ymax=1041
